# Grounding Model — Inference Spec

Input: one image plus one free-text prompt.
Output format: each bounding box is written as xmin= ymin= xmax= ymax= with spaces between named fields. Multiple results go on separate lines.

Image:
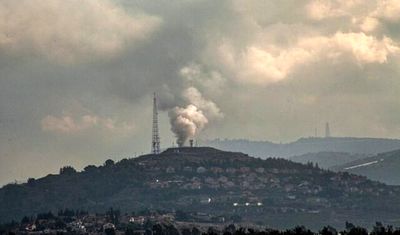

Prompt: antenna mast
xmin=151 ymin=93 xmax=161 ymax=154
xmin=325 ymin=122 xmax=331 ymax=138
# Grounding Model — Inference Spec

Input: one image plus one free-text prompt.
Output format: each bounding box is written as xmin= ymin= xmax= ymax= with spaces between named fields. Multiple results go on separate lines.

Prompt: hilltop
xmin=1 ymin=147 xmax=400 ymax=229
xmin=205 ymin=137 xmax=400 ymax=158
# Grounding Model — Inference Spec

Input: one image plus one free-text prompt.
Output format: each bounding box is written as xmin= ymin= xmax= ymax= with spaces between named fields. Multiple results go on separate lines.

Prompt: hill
xmin=204 ymin=137 xmax=400 ymax=158
xmin=1 ymin=147 xmax=400 ymax=229
xmin=289 ymin=152 xmax=368 ymax=169
xmin=331 ymin=149 xmax=400 ymax=185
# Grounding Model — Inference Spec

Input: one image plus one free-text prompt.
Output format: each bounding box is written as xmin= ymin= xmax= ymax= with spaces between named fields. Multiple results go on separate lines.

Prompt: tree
xmin=164 ymin=224 xmax=179 ymax=235
xmin=371 ymin=222 xmax=386 ymax=235
xmin=59 ymin=166 xmax=76 ymax=175
xmin=54 ymin=218 xmax=66 ymax=229
xmin=143 ymin=219 xmax=154 ymax=229
xmin=224 ymin=224 xmax=236 ymax=235
xmin=84 ymin=165 xmax=97 ymax=172
xmin=104 ymin=159 xmax=115 ymax=167
xmin=152 ymin=224 xmax=164 ymax=235
xmin=145 ymin=229 xmax=152 ymax=235
xmin=20 ymin=216 xmax=31 ymax=224
xmin=106 ymin=208 xmax=120 ymax=225
xmin=27 ymin=178 xmax=35 ymax=185
xmin=289 ymin=226 xmax=314 ymax=235
xmin=192 ymin=226 xmax=201 ymax=235
xmin=105 ymin=227 xmax=116 ymax=235
xmin=207 ymin=227 xmax=218 ymax=235
xmin=181 ymin=228 xmax=192 ymax=235
xmin=345 ymin=222 xmax=355 ymax=232
xmin=348 ymin=227 xmax=368 ymax=235
xmin=320 ymin=226 xmax=337 ymax=235
xmin=37 ymin=211 xmax=54 ymax=220
xmin=265 ymin=228 xmax=281 ymax=235
xmin=235 ymin=227 xmax=247 ymax=235
xmin=125 ymin=227 xmax=135 ymax=235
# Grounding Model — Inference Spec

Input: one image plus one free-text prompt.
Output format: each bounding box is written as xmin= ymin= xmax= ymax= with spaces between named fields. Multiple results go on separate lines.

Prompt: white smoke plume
xmin=183 ymin=87 xmax=224 ymax=120
xmin=168 ymin=86 xmax=223 ymax=147
xmin=168 ymin=104 xmax=208 ymax=147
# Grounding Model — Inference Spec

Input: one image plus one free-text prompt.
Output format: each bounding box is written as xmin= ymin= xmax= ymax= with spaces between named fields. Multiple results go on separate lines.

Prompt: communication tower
xmin=151 ymin=93 xmax=161 ymax=154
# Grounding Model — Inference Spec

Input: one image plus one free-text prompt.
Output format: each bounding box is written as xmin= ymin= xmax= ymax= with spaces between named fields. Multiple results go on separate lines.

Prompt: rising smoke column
xmin=182 ymin=87 xmax=224 ymax=120
xmin=168 ymin=104 xmax=208 ymax=147
xmin=168 ymin=86 xmax=223 ymax=147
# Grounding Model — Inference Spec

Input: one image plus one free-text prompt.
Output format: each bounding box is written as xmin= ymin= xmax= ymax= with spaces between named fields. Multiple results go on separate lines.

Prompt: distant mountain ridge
xmin=1 ymin=147 xmax=400 ymax=229
xmin=331 ymin=149 xmax=400 ymax=185
xmin=204 ymin=137 xmax=400 ymax=158
xmin=289 ymin=152 xmax=368 ymax=169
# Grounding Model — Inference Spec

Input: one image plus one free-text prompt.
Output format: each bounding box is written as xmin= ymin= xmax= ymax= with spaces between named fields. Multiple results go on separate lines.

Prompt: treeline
xmin=2 ymin=218 xmax=400 ymax=235
xmin=137 ymin=222 xmax=400 ymax=235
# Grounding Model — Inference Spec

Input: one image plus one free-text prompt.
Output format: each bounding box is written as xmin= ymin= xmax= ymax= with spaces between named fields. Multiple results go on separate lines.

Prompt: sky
xmin=1 ymin=0 xmax=400 ymax=185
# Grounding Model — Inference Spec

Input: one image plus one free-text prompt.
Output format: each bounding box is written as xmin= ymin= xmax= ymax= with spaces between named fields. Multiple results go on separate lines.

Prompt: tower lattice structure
xmin=151 ymin=93 xmax=161 ymax=154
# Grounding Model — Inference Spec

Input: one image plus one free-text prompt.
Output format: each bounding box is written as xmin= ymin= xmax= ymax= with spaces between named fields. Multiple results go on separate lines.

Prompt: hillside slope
xmin=332 ymin=149 xmax=400 ymax=185
xmin=205 ymin=137 xmax=400 ymax=158
xmin=290 ymin=152 xmax=368 ymax=169
xmin=1 ymin=147 xmax=400 ymax=229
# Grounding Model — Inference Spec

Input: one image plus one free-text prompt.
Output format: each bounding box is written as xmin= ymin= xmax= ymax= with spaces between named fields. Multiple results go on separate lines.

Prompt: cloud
xmin=359 ymin=17 xmax=380 ymax=32
xmin=0 ymin=0 xmax=161 ymax=64
xmin=374 ymin=0 xmax=400 ymax=22
xmin=305 ymin=0 xmax=363 ymax=20
xmin=306 ymin=0 xmax=346 ymax=20
xmin=180 ymin=64 xmax=227 ymax=96
xmin=331 ymin=32 xmax=399 ymax=63
xmin=305 ymin=0 xmax=400 ymax=32
xmin=41 ymin=114 xmax=134 ymax=134
xmin=214 ymin=32 xmax=399 ymax=85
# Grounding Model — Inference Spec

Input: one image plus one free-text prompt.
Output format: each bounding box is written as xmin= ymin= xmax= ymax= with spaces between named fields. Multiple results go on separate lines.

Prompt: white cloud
xmin=0 ymin=0 xmax=161 ymax=64
xmin=306 ymin=1 xmax=343 ymax=20
xmin=359 ymin=17 xmax=380 ymax=32
xmin=305 ymin=0 xmax=363 ymax=20
xmin=305 ymin=0 xmax=369 ymax=20
xmin=331 ymin=32 xmax=399 ymax=63
xmin=240 ymin=45 xmax=315 ymax=83
xmin=214 ymin=32 xmax=399 ymax=85
xmin=305 ymin=0 xmax=400 ymax=32
xmin=41 ymin=114 xmax=134 ymax=134
xmin=373 ymin=0 xmax=400 ymax=22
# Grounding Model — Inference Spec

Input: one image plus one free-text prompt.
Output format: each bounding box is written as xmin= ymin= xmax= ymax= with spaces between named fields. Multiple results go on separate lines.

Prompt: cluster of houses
xmin=147 ymin=166 xmax=286 ymax=191
xmin=142 ymin=162 xmax=395 ymax=216
xmin=13 ymin=212 xmax=176 ymax=235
